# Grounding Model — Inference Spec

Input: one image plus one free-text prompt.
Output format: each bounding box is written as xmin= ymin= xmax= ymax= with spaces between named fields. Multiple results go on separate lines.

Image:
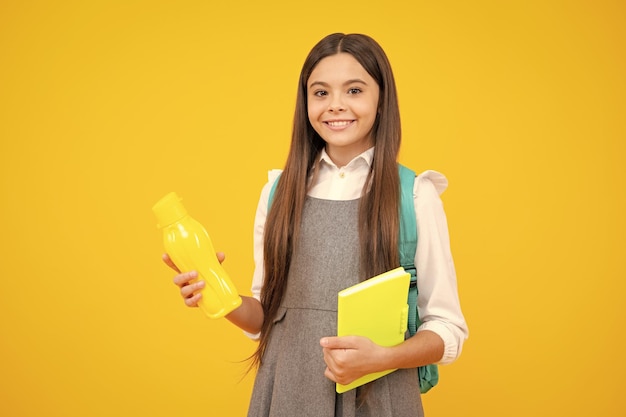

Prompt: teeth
xmin=327 ymin=121 xmax=352 ymax=127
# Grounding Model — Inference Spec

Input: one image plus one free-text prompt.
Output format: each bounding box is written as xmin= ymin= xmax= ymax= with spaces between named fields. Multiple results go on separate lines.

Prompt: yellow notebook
xmin=336 ymin=266 xmax=410 ymax=393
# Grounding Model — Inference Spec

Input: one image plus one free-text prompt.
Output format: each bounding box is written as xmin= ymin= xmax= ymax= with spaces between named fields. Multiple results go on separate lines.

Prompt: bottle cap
xmin=152 ymin=192 xmax=188 ymax=228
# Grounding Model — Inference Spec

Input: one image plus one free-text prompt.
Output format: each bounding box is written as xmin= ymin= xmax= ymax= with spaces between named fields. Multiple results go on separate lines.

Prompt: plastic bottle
xmin=152 ymin=192 xmax=242 ymax=319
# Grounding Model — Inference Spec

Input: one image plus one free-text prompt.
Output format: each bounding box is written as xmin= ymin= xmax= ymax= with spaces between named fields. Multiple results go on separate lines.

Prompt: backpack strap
xmin=398 ymin=164 xmax=439 ymax=394
xmin=268 ymin=174 xmax=280 ymax=210
xmin=398 ymin=164 xmax=419 ymax=335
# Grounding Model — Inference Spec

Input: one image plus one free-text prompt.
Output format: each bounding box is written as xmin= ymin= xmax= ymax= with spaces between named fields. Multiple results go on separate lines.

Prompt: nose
xmin=328 ymin=95 xmax=345 ymax=112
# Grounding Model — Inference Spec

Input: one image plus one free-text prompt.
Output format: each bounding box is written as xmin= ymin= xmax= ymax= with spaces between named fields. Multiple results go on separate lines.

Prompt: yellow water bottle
xmin=152 ymin=192 xmax=242 ymax=319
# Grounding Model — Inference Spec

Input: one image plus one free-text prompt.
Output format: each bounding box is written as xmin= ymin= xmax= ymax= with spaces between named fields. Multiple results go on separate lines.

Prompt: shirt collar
xmin=318 ymin=146 xmax=375 ymax=170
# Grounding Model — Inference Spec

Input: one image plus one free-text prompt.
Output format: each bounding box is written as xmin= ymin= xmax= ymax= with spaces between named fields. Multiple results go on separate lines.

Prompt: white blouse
xmin=248 ymin=147 xmax=468 ymax=365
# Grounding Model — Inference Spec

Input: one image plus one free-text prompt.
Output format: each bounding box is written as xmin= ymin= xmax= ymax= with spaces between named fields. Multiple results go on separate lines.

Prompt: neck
xmin=325 ymin=144 xmax=374 ymax=168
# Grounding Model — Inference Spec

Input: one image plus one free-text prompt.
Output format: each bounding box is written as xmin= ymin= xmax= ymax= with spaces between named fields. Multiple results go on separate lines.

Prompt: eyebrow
xmin=308 ymin=78 xmax=368 ymax=89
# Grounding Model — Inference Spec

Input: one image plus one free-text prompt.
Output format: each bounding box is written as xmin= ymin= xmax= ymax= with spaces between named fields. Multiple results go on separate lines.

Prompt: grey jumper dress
xmin=247 ymin=197 xmax=424 ymax=417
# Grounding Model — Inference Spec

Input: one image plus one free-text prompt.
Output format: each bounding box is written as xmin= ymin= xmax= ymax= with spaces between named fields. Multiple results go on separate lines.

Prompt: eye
xmin=347 ymin=87 xmax=362 ymax=95
xmin=313 ymin=90 xmax=328 ymax=97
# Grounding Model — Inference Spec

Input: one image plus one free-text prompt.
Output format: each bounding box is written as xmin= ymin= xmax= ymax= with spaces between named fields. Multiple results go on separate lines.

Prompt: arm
xmin=243 ymin=170 xmax=283 ymax=338
xmin=164 ymin=253 xmax=265 ymax=334
xmin=225 ymin=295 xmax=264 ymax=335
xmin=413 ymin=170 xmax=468 ymax=364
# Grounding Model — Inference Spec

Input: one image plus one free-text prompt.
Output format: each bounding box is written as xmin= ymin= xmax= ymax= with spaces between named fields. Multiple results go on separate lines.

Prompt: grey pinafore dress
xmin=247 ymin=197 xmax=424 ymax=417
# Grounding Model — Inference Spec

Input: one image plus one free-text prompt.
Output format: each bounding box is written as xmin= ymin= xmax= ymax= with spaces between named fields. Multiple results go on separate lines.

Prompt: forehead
xmin=307 ymin=53 xmax=375 ymax=86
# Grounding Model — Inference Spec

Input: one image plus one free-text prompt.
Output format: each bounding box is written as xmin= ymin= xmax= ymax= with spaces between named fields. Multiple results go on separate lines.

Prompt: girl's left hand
xmin=320 ymin=336 xmax=385 ymax=385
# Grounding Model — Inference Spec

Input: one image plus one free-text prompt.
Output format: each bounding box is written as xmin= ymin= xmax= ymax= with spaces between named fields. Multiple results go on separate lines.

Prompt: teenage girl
xmin=163 ymin=33 xmax=468 ymax=417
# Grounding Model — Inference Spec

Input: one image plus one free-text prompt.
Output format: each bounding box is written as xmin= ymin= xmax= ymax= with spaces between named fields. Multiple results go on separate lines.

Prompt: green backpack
xmin=268 ymin=164 xmax=439 ymax=394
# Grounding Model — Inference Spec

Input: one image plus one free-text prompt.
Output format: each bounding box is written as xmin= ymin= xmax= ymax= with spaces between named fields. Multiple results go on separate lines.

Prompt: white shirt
xmin=249 ymin=147 xmax=469 ymax=365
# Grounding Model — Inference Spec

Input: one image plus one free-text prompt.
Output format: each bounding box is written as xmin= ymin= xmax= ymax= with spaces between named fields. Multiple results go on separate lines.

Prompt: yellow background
xmin=1 ymin=1 xmax=624 ymax=416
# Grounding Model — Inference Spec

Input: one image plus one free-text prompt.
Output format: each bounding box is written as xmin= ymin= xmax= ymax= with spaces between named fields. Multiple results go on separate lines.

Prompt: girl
xmin=164 ymin=33 xmax=468 ymax=417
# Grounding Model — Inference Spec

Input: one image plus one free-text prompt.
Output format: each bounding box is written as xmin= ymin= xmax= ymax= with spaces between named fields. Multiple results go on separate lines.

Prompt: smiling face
xmin=307 ymin=53 xmax=380 ymax=167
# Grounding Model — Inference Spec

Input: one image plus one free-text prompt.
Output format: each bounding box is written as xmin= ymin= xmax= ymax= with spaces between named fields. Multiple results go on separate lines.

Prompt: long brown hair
xmin=252 ymin=33 xmax=403 ymax=369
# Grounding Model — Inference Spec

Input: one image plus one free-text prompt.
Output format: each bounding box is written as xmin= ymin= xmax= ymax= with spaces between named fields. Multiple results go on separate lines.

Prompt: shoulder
xmin=259 ymin=169 xmax=283 ymax=208
xmin=261 ymin=169 xmax=282 ymax=192
xmin=414 ymin=170 xmax=448 ymax=197
xmin=398 ymin=165 xmax=448 ymax=196
xmin=266 ymin=169 xmax=282 ymax=195
xmin=268 ymin=169 xmax=282 ymax=184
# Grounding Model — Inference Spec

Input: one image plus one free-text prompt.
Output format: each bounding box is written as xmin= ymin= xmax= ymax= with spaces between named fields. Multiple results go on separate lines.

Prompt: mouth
xmin=324 ymin=120 xmax=354 ymax=129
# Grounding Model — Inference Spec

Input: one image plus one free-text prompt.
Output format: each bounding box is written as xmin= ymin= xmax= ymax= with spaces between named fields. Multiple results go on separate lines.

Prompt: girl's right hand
xmin=162 ymin=253 xmax=205 ymax=308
